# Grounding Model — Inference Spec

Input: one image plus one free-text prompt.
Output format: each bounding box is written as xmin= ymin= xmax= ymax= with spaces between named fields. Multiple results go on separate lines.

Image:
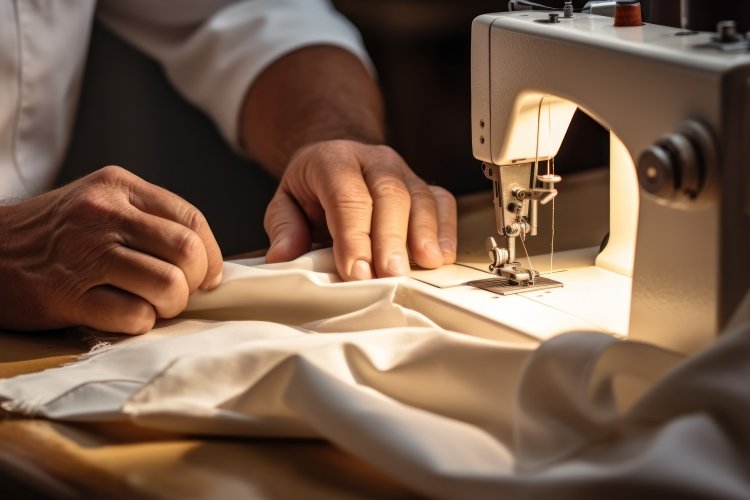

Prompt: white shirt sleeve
xmin=96 ymin=0 xmax=372 ymax=152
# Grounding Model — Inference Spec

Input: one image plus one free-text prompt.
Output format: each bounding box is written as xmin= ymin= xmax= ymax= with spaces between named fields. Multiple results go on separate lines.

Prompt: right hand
xmin=0 ymin=166 xmax=223 ymax=334
xmin=264 ymin=140 xmax=457 ymax=281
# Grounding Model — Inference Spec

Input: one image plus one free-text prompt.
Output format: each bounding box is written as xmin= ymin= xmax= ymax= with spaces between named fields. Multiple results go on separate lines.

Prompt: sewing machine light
xmin=498 ymin=93 xmax=577 ymax=165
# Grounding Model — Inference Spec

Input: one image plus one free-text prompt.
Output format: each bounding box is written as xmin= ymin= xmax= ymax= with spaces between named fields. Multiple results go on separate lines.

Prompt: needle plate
xmin=467 ymin=276 xmax=563 ymax=296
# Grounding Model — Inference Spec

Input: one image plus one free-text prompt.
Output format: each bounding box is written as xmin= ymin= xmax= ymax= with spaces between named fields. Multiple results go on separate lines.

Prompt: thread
xmin=534 ymin=97 xmax=543 ymax=181
xmin=520 ymin=234 xmax=535 ymax=285
xmin=550 ymin=157 xmax=556 ymax=275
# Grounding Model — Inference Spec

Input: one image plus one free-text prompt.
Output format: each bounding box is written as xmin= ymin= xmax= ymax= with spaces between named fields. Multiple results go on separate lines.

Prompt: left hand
xmin=263 ymin=140 xmax=457 ymax=280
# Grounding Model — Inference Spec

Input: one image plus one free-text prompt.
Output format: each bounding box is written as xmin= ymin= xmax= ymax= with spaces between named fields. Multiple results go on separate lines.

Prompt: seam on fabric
xmin=33 ymin=378 xmax=146 ymax=411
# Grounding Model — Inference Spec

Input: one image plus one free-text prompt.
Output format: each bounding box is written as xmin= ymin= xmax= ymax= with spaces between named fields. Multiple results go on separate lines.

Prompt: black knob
xmin=637 ymin=128 xmax=704 ymax=203
xmin=638 ymin=145 xmax=676 ymax=199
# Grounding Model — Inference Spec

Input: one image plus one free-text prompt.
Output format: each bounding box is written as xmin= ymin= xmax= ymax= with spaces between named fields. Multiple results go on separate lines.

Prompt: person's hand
xmin=0 ymin=166 xmax=223 ymax=334
xmin=263 ymin=140 xmax=457 ymax=280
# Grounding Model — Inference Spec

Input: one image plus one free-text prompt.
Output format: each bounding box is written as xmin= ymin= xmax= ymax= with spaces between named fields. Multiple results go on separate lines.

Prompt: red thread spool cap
xmin=614 ymin=2 xmax=643 ymax=27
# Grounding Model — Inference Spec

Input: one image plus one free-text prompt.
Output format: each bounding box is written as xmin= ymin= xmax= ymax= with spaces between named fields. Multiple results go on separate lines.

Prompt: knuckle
xmin=262 ymin=210 xmax=275 ymax=234
xmin=411 ymin=186 xmax=438 ymax=209
xmin=411 ymin=181 xmax=434 ymax=198
xmin=184 ymin=205 xmax=208 ymax=234
xmin=332 ymin=185 xmax=373 ymax=211
xmin=174 ymin=228 xmax=202 ymax=263
xmin=371 ymin=177 xmax=411 ymax=203
xmin=92 ymin=165 xmax=131 ymax=185
xmin=372 ymin=144 xmax=402 ymax=163
xmin=158 ymin=265 xmax=187 ymax=295
xmin=155 ymin=266 xmax=189 ymax=317
xmin=319 ymin=140 xmax=344 ymax=155
xmin=66 ymin=190 xmax=133 ymax=232
xmin=119 ymin=302 xmax=156 ymax=335
xmin=263 ymin=199 xmax=279 ymax=231
xmin=372 ymin=234 xmax=406 ymax=255
xmin=413 ymin=223 xmax=438 ymax=237
xmin=67 ymin=188 xmax=114 ymax=219
xmin=430 ymin=185 xmax=457 ymax=207
xmin=264 ymin=218 xmax=295 ymax=239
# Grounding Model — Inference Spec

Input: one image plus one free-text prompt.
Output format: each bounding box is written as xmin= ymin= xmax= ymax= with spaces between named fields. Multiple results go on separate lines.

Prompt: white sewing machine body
xmin=403 ymin=11 xmax=750 ymax=354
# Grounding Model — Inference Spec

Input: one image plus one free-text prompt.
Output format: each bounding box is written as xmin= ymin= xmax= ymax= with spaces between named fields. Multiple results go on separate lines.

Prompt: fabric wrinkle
xmin=0 ymin=249 xmax=748 ymax=498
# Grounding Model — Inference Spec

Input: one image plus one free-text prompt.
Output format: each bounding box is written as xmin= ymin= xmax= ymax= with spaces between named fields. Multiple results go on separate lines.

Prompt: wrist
xmin=284 ymin=126 xmax=385 ymax=164
xmin=241 ymin=45 xmax=385 ymax=176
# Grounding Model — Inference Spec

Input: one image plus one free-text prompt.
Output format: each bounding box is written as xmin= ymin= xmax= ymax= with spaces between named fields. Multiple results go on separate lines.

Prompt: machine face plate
xmin=467 ymin=276 xmax=563 ymax=296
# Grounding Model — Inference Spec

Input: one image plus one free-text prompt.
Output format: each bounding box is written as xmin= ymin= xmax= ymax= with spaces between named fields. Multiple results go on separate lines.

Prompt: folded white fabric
xmin=2 ymin=249 xmax=750 ymax=499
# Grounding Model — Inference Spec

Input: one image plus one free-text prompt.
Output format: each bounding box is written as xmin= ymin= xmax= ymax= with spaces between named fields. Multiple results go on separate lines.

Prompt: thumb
xmin=264 ymin=190 xmax=312 ymax=263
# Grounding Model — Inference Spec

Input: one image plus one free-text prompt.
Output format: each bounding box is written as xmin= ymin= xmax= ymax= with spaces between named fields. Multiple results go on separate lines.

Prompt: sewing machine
xmin=404 ymin=7 xmax=750 ymax=355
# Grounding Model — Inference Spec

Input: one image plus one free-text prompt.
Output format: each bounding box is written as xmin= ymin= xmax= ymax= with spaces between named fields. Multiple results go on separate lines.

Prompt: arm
xmin=241 ymin=46 xmax=457 ymax=280
xmin=96 ymin=0 xmax=457 ymax=280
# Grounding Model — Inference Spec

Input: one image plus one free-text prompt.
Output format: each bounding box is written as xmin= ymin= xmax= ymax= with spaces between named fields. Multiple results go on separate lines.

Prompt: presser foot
xmin=467 ymin=276 xmax=563 ymax=296
xmin=488 ymin=262 xmax=536 ymax=286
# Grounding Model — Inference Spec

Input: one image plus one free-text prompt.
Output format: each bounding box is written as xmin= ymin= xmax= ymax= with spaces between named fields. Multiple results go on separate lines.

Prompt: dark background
xmin=59 ymin=0 xmax=735 ymax=256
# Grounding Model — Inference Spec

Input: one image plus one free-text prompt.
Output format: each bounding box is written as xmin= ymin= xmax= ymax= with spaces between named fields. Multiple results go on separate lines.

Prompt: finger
xmin=74 ymin=285 xmax=156 ymax=335
xmin=102 ymin=245 xmax=190 ymax=319
xmin=430 ymin=185 xmax=458 ymax=264
xmin=313 ymin=163 xmax=374 ymax=281
xmin=403 ymin=175 xmax=444 ymax=269
xmin=126 ymin=178 xmax=223 ymax=290
xmin=264 ymin=190 xmax=312 ymax=263
xmin=120 ymin=209 xmax=208 ymax=293
xmin=363 ymin=164 xmax=411 ymax=278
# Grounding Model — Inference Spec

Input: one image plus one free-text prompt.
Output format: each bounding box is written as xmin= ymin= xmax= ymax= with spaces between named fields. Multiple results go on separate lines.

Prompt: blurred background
xmin=61 ymin=0 xmax=733 ymax=256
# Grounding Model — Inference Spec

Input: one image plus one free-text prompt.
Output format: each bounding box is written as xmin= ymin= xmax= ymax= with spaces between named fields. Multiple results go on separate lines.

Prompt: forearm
xmin=240 ymin=45 xmax=385 ymax=176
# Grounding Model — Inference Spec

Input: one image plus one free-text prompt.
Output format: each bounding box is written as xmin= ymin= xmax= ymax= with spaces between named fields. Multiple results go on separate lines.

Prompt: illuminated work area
xmin=1 ymin=1 xmax=749 ymax=498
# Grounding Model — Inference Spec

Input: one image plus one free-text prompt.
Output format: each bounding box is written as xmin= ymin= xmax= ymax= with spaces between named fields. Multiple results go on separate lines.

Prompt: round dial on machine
xmin=637 ymin=120 xmax=715 ymax=205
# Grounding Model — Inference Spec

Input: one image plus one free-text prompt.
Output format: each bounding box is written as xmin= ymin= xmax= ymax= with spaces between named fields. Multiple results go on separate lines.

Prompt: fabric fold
xmin=1 ymin=249 xmax=749 ymax=499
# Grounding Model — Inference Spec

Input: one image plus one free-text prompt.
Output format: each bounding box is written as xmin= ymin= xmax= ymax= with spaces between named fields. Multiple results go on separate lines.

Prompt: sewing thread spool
xmin=614 ymin=1 xmax=643 ymax=27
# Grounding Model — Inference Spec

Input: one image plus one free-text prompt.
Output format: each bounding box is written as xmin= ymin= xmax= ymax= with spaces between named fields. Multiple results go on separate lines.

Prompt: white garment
xmin=0 ymin=0 xmax=369 ymax=199
xmin=1 ymin=249 xmax=750 ymax=499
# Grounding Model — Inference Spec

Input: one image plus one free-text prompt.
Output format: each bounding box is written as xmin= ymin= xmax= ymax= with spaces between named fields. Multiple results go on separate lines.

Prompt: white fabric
xmin=1 ymin=249 xmax=750 ymax=498
xmin=0 ymin=0 xmax=369 ymax=199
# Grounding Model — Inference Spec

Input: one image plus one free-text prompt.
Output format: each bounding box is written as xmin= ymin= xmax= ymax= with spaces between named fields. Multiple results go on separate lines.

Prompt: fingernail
xmin=349 ymin=259 xmax=373 ymax=280
xmin=205 ymin=271 xmax=223 ymax=290
xmin=439 ymin=239 xmax=456 ymax=256
xmin=423 ymin=240 xmax=442 ymax=258
xmin=386 ymin=255 xmax=408 ymax=276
